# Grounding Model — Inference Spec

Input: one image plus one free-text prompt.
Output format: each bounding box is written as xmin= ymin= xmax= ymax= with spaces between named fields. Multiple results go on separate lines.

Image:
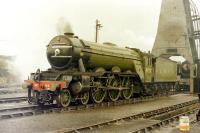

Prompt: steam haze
xmin=57 ymin=17 xmax=74 ymax=35
xmin=1 ymin=0 xmax=199 ymax=80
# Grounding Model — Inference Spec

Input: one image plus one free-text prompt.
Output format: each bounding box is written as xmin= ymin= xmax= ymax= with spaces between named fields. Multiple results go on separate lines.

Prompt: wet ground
xmin=151 ymin=108 xmax=200 ymax=133
xmin=153 ymin=121 xmax=200 ymax=133
xmin=78 ymin=103 xmax=200 ymax=133
xmin=0 ymin=94 xmax=197 ymax=133
xmin=80 ymin=119 xmax=161 ymax=133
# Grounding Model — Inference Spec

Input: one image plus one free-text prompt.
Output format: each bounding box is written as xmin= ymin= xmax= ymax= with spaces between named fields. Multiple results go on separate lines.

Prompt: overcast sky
xmin=0 ymin=0 xmax=199 ymax=79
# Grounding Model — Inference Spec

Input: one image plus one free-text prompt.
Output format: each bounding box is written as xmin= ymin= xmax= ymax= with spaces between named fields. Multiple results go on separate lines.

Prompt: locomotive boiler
xmin=47 ymin=33 xmax=145 ymax=79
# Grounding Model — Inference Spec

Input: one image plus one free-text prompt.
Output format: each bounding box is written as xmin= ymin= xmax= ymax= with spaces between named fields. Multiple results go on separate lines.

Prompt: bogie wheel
xmin=78 ymin=92 xmax=90 ymax=105
xmin=91 ymin=87 xmax=106 ymax=104
xmin=108 ymin=80 xmax=120 ymax=102
xmin=122 ymin=81 xmax=134 ymax=100
xmin=56 ymin=89 xmax=71 ymax=107
xmin=37 ymin=100 xmax=45 ymax=106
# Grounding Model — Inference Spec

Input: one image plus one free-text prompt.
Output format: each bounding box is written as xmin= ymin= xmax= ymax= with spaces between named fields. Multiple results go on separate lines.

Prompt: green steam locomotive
xmin=23 ymin=31 xmax=184 ymax=107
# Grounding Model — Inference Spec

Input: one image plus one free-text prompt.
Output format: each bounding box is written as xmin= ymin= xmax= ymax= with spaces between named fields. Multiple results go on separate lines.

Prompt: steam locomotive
xmin=23 ymin=31 xmax=190 ymax=107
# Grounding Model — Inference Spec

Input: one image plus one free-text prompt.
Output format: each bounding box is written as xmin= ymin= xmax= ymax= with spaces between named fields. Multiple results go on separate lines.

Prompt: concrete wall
xmin=152 ymin=0 xmax=194 ymax=63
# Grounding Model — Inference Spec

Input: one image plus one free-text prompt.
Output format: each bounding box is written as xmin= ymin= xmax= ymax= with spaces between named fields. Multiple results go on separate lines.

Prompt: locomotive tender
xmin=23 ymin=31 xmax=183 ymax=107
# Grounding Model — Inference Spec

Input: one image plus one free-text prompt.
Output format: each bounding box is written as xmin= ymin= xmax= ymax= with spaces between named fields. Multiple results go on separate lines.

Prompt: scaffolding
xmin=189 ymin=0 xmax=200 ymax=60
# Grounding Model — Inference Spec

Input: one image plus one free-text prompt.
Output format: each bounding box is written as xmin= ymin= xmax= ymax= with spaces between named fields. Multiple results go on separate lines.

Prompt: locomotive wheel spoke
xmin=56 ymin=90 xmax=71 ymax=107
xmin=122 ymin=79 xmax=133 ymax=100
xmin=108 ymin=80 xmax=120 ymax=102
xmin=91 ymin=88 xmax=106 ymax=104
xmin=78 ymin=92 xmax=89 ymax=105
xmin=108 ymin=90 xmax=120 ymax=101
xmin=122 ymin=84 xmax=134 ymax=100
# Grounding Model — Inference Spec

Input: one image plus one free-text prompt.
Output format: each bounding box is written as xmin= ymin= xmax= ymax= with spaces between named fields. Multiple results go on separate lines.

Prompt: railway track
xmin=133 ymin=108 xmax=199 ymax=133
xmin=0 ymin=105 xmax=51 ymax=119
xmin=0 ymin=89 xmax=27 ymax=95
xmin=0 ymin=84 xmax=21 ymax=89
xmin=56 ymin=99 xmax=199 ymax=133
xmin=0 ymin=92 xmax=178 ymax=120
xmin=0 ymin=97 xmax=27 ymax=104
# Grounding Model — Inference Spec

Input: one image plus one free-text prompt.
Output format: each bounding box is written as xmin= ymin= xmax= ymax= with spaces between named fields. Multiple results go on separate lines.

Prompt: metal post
xmin=196 ymin=93 xmax=200 ymax=121
xmin=190 ymin=64 xmax=194 ymax=93
xmin=95 ymin=19 xmax=102 ymax=43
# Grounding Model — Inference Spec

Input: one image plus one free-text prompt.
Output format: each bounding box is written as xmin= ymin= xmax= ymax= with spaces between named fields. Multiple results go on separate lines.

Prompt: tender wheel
xmin=122 ymin=81 xmax=134 ymax=100
xmin=91 ymin=88 xmax=106 ymax=104
xmin=108 ymin=80 xmax=120 ymax=102
xmin=56 ymin=89 xmax=71 ymax=107
xmin=78 ymin=92 xmax=89 ymax=105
